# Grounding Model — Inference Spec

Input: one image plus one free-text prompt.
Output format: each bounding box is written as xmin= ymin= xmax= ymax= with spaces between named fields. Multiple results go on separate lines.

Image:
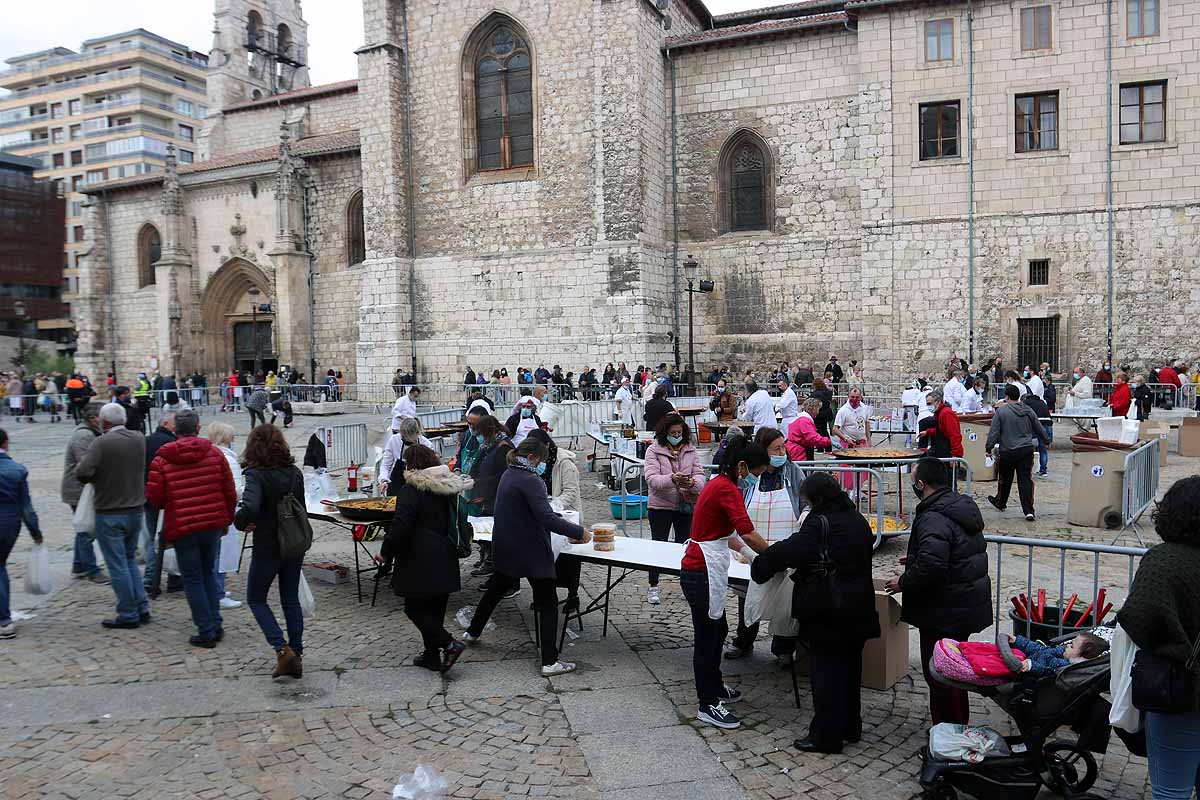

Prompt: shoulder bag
xmin=276 ymin=470 xmax=314 ymax=559
xmin=791 ymin=515 xmax=846 ymax=616
xmin=1131 ymin=633 xmax=1200 ymax=713
xmin=447 ymin=494 xmax=473 ymax=559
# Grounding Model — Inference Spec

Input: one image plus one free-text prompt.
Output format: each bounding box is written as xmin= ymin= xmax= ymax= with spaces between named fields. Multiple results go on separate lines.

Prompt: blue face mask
xmin=535 ymin=462 xmax=547 ymax=476
xmin=521 ymin=407 xmax=533 ymax=419
xmin=739 ymin=473 xmax=758 ymax=491
xmin=475 ymin=433 xmax=485 ymax=445
xmin=657 ymin=377 xmax=667 ymax=384
xmin=769 ymin=454 xmax=788 ymax=468
xmin=667 ymin=434 xmax=684 ymax=446
xmin=717 ymin=386 xmax=726 ymax=393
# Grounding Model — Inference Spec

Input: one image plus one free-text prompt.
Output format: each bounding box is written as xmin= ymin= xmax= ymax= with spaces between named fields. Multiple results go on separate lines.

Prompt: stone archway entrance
xmin=200 ymin=258 xmax=276 ymax=378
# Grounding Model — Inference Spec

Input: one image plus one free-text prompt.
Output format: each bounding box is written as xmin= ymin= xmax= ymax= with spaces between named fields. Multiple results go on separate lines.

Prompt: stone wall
xmin=205 ymin=89 xmax=360 ymax=157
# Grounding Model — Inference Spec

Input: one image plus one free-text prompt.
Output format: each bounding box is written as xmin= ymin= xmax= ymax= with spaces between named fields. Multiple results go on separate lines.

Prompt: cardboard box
xmin=1138 ymin=420 xmax=1171 ymax=467
xmin=790 ymin=579 xmax=909 ymax=691
xmin=1178 ymin=418 xmax=1200 ymax=457
xmin=303 ymin=562 xmax=349 ymax=585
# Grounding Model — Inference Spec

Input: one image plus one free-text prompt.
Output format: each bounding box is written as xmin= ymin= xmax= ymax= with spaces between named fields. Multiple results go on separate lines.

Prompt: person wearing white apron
xmin=725 ymin=427 xmax=806 ymax=663
xmin=613 ymin=377 xmax=636 ymax=427
xmin=680 ymin=438 xmax=771 ymax=731
xmin=777 ymin=378 xmax=799 ymax=437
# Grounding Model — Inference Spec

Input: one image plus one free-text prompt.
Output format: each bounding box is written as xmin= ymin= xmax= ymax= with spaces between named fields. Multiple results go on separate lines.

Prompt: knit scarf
xmin=512 ymin=455 xmax=540 ymax=475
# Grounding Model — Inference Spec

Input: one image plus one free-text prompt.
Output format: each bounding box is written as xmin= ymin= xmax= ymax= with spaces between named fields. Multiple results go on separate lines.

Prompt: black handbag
xmin=791 ymin=516 xmax=845 ymax=618
xmin=1131 ymin=634 xmax=1200 ymax=713
xmin=447 ymin=496 xmax=473 ymax=559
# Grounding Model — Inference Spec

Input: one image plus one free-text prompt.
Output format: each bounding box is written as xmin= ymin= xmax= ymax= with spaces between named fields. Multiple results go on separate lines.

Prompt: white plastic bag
xmin=304 ymin=469 xmax=338 ymax=507
xmin=218 ymin=527 xmax=242 ymax=574
xmin=72 ymin=484 xmax=96 ymax=534
xmin=162 ymin=548 xmax=180 ymax=576
xmin=298 ymin=572 xmax=316 ymax=617
xmin=24 ymin=543 xmax=53 ymax=595
xmin=700 ymin=408 xmax=718 ymax=424
xmin=392 ymin=764 xmax=448 ymax=799
xmin=1108 ymin=623 xmax=1142 ymax=733
xmin=928 ymin=723 xmax=1006 ymax=764
xmin=744 ymin=570 xmax=799 ymax=638
xmin=455 ymin=606 xmax=495 ymax=633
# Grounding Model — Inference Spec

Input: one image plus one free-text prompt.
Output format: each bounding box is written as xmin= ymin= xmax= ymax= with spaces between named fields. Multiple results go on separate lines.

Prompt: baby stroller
xmin=918 ymin=631 xmax=1112 ymax=800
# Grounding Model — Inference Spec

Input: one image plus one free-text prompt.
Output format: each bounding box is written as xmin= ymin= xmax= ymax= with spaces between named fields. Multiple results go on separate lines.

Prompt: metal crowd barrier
xmin=315 ymin=422 xmax=369 ymax=471
xmin=988 ymin=533 xmax=1146 ymax=639
xmin=1120 ymin=438 xmax=1159 ymax=546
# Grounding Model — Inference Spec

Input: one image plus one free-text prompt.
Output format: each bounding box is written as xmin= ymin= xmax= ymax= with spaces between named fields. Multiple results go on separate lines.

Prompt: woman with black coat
xmin=809 ymin=378 xmax=835 ymax=448
xmin=463 ymin=437 xmax=589 ymax=676
xmin=468 ymin=417 xmax=513 ymax=578
xmin=234 ymin=424 xmax=308 ymax=681
xmin=750 ymin=472 xmax=880 ymax=754
xmin=375 ymin=445 xmax=474 ymax=673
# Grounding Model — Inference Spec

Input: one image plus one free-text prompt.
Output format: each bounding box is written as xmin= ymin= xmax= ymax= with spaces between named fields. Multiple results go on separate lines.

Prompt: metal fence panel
xmin=315 ymin=422 xmax=369 ymax=470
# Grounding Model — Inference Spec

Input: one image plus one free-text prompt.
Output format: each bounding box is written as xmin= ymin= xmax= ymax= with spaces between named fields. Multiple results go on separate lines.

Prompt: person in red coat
xmin=145 ymin=408 xmax=237 ymax=648
xmin=1108 ymin=372 xmax=1132 ymax=418
xmin=919 ymin=389 xmax=964 ymax=459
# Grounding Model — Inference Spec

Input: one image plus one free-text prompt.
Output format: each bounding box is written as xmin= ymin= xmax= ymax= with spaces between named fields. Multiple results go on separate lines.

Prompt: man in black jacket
xmin=825 ymin=356 xmax=844 ymax=384
xmin=886 ymin=458 xmax=991 ymax=725
xmin=143 ymin=412 xmax=177 ymax=596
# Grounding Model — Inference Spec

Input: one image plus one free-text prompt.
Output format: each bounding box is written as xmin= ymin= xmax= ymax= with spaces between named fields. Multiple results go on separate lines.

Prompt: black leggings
xmin=405 ymin=594 xmax=451 ymax=655
xmin=469 ymin=574 xmax=560 ymax=666
xmin=647 ymin=509 xmax=692 ymax=586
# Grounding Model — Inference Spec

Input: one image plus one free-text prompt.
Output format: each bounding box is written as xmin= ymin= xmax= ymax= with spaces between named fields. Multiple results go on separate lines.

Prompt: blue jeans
xmin=174 ymin=529 xmax=224 ymax=639
xmin=94 ymin=512 xmax=150 ymax=623
xmin=1147 ymin=710 xmax=1200 ymax=799
xmin=246 ymin=552 xmax=304 ymax=654
xmin=0 ymin=528 xmax=18 ymax=625
xmin=71 ymin=527 xmax=100 ymax=577
xmin=141 ymin=507 xmax=160 ymax=589
xmin=1038 ymin=423 xmax=1053 ymax=474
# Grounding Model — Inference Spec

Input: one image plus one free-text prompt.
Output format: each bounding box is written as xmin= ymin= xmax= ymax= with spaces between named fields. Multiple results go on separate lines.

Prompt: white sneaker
xmin=219 ymin=597 xmax=242 ymax=609
xmin=541 ymin=661 xmax=576 ymax=676
xmin=0 ymin=623 xmax=14 ymax=639
xmin=697 ymin=702 xmax=741 ymax=729
xmin=462 ymin=631 xmax=480 ymax=644
xmin=646 ymin=586 xmax=661 ymax=605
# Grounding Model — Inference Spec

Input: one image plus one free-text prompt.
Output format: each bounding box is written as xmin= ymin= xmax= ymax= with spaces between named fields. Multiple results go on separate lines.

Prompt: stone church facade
xmin=77 ymin=0 xmax=1200 ymax=384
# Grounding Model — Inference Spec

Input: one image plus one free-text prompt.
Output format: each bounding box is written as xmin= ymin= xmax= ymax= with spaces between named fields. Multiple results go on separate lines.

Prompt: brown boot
xmin=273 ymin=646 xmax=298 ymax=679
xmin=289 ymin=651 xmax=303 ymax=679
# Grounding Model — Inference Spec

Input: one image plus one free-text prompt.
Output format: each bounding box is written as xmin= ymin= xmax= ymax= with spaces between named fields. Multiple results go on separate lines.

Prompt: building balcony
xmin=0 ymin=41 xmax=207 ymax=83
xmin=1 ymin=66 xmax=204 ymax=102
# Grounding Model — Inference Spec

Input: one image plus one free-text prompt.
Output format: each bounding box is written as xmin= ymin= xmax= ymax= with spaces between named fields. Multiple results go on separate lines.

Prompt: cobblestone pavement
xmin=0 ymin=409 xmax=1183 ymax=799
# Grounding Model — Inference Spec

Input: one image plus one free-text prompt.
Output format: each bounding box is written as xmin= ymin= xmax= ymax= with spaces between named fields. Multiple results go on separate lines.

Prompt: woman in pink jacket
xmin=643 ymin=413 xmax=707 ymax=605
xmin=785 ymin=397 xmax=831 ymax=462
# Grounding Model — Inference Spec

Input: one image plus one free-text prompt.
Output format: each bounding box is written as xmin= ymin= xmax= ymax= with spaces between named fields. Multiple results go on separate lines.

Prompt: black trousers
xmin=469 ymin=574 xmax=559 ymax=666
xmin=680 ymin=568 xmax=727 ymax=708
xmin=555 ymin=557 xmax=580 ymax=600
xmin=248 ymin=407 xmax=266 ymax=429
xmin=995 ymin=446 xmax=1035 ymax=515
xmin=405 ymin=594 xmax=451 ymax=654
xmin=647 ymin=509 xmax=692 ymax=586
xmin=807 ymin=639 xmax=867 ymax=750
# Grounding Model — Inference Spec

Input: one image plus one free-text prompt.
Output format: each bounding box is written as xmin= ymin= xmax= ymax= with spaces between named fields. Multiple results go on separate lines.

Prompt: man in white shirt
xmin=960 ymin=378 xmax=984 ymax=413
xmin=743 ymin=381 xmax=777 ymax=434
xmin=614 ymin=377 xmax=635 ymax=425
xmin=390 ymin=386 xmax=420 ymax=432
xmin=776 ymin=377 xmax=799 ymax=436
xmin=833 ymin=387 xmax=871 ymax=446
xmin=1066 ymin=368 xmax=1093 ymax=408
xmin=942 ymin=371 xmax=968 ymax=413
xmin=1024 ymin=367 xmax=1045 ymax=401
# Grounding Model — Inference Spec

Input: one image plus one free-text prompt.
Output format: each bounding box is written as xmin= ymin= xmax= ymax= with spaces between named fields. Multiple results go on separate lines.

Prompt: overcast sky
xmin=1 ymin=1 xmax=788 ymax=87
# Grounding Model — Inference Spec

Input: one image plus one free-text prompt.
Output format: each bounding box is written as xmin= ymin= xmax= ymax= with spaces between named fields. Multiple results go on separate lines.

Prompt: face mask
xmin=717 ymin=386 xmax=725 ymax=393
xmin=927 ymin=405 xmax=937 ymax=415
xmin=849 ymin=398 xmax=860 ymax=408
xmin=739 ymin=473 xmax=758 ymax=491
xmin=476 ymin=433 xmax=485 ymax=445
xmin=520 ymin=407 xmax=532 ymax=419
xmin=536 ymin=462 xmax=547 ymax=476
xmin=1073 ymin=373 xmax=1081 ymax=380
xmin=667 ymin=434 xmax=684 ymax=446
xmin=1104 ymin=365 xmax=1111 ymax=370
xmin=1023 ymin=370 xmax=1031 ymax=378
xmin=912 ymin=482 xmax=924 ymax=499
xmin=657 ymin=377 xmax=666 ymax=384
xmin=769 ymin=454 xmax=788 ymax=468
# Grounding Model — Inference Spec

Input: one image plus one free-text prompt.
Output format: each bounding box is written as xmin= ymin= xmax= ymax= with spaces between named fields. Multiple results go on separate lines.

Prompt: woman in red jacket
xmin=919 ymin=389 xmax=964 ymax=459
xmin=1108 ymin=371 xmax=1132 ymax=418
xmin=681 ymin=438 xmax=770 ymax=731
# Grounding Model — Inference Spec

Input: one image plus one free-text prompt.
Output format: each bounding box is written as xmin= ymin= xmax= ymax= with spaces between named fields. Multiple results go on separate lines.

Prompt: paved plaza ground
xmin=0 ymin=408 xmax=1191 ymax=799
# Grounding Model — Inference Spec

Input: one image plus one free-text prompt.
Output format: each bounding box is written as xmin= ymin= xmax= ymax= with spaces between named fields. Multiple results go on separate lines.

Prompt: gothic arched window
xmin=346 ymin=190 xmax=365 ymax=267
xmin=718 ymin=131 xmax=773 ymax=233
xmin=463 ymin=16 xmax=535 ymax=177
xmin=137 ymin=223 xmax=160 ymax=288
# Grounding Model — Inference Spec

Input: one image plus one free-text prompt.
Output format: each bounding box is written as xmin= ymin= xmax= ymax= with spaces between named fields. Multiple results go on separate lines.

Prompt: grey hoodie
xmin=986 ymin=401 xmax=1049 ymax=454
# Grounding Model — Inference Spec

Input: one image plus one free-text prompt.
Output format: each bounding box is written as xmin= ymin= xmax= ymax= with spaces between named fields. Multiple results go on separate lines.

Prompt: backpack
xmin=276 ymin=475 xmax=314 ymax=559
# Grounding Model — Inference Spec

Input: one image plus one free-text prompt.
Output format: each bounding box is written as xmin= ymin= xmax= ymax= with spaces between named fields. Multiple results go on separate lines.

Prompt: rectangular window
xmin=69 ymin=201 xmax=82 ymax=217
xmin=1128 ymin=0 xmax=1160 ymax=37
xmin=85 ymin=143 xmax=106 ymax=159
xmin=176 ymin=98 xmax=194 ymax=115
xmin=919 ymin=100 xmax=960 ymax=160
xmin=1120 ymin=81 xmax=1166 ymax=143
xmin=1028 ymin=259 xmax=1050 ymax=286
xmin=50 ymin=102 xmax=63 ymax=119
xmin=86 ymin=169 xmax=108 ymax=184
xmin=1017 ymin=316 xmax=1059 ymax=371
xmin=925 ymin=19 xmax=954 ymax=62
xmin=52 ymin=153 xmax=64 ymax=168
xmin=1021 ymin=6 xmax=1053 ymax=50
xmin=178 ymin=124 xmax=194 ymax=142
xmin=69 ymin=124 xmax=81 ymax=140
xmin=83 ymin=116 xmax=106 ymax=132
xmin=51 ymin=128 xmax=65 ymax=144
xmin=73 ymin=225 xmax=84 ymax=242
xmin=70 ymin=150 xmax=83 ymax=166
xmin=68 ymin=99 xmax=81 ymax=115
xmin=178 ymin=149 xmax=194 ymax=163
xmin=1015 ymin=91 xmax=1059 ymax=152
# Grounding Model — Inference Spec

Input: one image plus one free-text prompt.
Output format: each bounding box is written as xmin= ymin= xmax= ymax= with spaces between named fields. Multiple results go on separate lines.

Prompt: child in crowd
xmin=1008 ymin=631 xmax=1109 ymax=676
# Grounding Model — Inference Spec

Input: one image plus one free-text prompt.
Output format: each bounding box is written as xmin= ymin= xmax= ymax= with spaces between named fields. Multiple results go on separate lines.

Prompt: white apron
xmin=745 ymin=478 xmax=800 ymax=546
xmin=687 ymin=536 xmax=733 ymax=620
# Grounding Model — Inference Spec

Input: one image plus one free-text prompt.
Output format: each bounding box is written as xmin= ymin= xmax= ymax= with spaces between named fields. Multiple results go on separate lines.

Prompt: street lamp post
xmin=12 ymin=300 xmax=26 ymax=371
xmin=248 ymin=287 xmax=261 ymax=379
xmin=682 ymin=255 xmax=714 ymax=375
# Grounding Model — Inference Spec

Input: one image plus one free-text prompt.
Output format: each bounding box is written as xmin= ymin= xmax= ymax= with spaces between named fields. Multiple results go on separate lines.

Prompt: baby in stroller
xmin=919 ymin=628 xmax=1114 ymax=800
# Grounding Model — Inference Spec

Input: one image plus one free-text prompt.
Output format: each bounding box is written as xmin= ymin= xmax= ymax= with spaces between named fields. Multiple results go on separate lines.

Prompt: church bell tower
xmin=206 ymin=0 xmax=311 ymax=111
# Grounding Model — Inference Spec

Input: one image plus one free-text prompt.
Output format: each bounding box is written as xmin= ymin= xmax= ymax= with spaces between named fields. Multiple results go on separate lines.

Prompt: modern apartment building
xmin=0 ymin=29 xmax=207 ymax=344
xmin=0 ymin=152 xmax=65 ymax=342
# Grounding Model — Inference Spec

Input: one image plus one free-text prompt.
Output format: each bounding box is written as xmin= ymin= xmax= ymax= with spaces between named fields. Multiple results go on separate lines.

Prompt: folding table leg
xmin=791 ymin=652 xmax=802 ymax=709
xmin=602 ymin=566 xmax=612 ymax=637
xmin=353 ymin=534 xmax=363 ymax=604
